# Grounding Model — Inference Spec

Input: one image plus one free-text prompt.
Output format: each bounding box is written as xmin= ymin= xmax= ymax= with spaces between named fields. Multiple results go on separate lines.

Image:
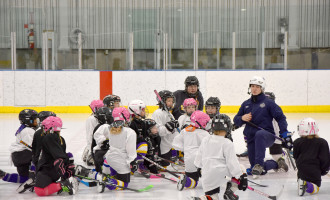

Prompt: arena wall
xmin=0 ymin=70 xmax=330 ymax=113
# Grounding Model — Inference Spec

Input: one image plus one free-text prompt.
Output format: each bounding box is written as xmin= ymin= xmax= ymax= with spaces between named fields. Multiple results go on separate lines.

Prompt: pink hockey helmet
xmin=190 ymin=110 xmax=210 ymax=129
xmin=90 ymin=100 xmax=104 ymax=113
xmin=183 ymin=98 xmax=198 ymax=108
xmin=112 ymin=107 xmax=130 ymax=128
xmin=42 ymin=116 xmax=63 ymax=132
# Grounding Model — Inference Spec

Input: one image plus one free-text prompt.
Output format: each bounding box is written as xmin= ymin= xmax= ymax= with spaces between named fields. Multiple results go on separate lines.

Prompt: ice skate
xmin=16 ymin=178 xmax=35 ymax=193
xmin=298 ymin=178 xmax=307 ymax=196
xmin=0 ymin=169 xmax=6 ymax=179
xmin=223 ymin=182 xmax=239 ymax=200
xmin=59 ymin=177 xmax=79 ymax=195
xmin=177 ymin=174 xmax=187 ymax=191
xmin=236 ymin=149 xmax=248 ymax=158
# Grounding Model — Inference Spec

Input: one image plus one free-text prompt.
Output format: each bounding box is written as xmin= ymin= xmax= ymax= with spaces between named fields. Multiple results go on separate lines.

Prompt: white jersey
xmin=9 ymin=127 xmax=35 ymax=153
xmin=194 ymin=135 xmax=242 ymax=192
xmin=86 ymin=115 xmax=99 ymax=148
xmin=178 ymin=114 xmax=191 ymax=130
xmin=104 ymin=127 xmax=137 ymax=174
xmin=272 ymin=119 xmax=281 ymax=144
xmin=93 ymin=124 xmax=111 ymax=152
xmin=152 ymin=109 xmax=178 ymax=154
xmin=173 ymin=128 xmax=209 ymax=172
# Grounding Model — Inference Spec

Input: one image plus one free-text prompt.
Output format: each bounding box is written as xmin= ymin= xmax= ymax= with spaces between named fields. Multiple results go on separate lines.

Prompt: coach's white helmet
xmin=128 ymin=99 xmax=146 ymax=117
xmin=249 ymin=76 xmax=266 ymax=91
xmin=297 ymin=117 xmax=319 ymax=136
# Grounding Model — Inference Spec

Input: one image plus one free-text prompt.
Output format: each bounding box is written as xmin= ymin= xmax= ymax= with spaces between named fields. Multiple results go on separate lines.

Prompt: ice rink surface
xmin=0 ymin=113 xmax=329 ymax=200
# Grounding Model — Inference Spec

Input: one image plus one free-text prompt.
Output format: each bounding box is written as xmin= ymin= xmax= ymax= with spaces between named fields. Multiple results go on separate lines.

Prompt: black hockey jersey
xmin=293 ymin=137 xmax=330 ymax=186
xmin=173 ymin=90 xmax=204 ymax=120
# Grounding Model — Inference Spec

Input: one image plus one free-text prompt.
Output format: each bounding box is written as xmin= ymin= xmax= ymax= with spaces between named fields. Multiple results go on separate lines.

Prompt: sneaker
xmin=16 ymin=178 xmax=35 ymax=193
xmin=252 ymin=164 xmax=264 ymax=176
xmin=277 ymin=157 xmax=289 ymax=172
xmin=0 ymin=169 xmax=6 ymax=179
xmin=298 ymin=179 xmax=307 ymax=196
xmin=236 ymin=149 xmax=248 ymax=157
xmin=223 ymin=182 xmax=239 ymax=200
xmin=177 ymin=174 xmax=187 ymax=191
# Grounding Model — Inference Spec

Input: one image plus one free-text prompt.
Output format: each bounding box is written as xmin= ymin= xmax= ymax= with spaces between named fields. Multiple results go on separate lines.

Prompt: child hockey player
xmin=205 ymin=97 xmax=221 ymax=119
xmin=82 ymin=99 xmax=104 ymax=166
xmin=34 ymin=116 xmax=78 ymax=196
xmin=17 ymin=111 xmax=57 ymax=193
xmin=194 ymin=115 xmax=248 ymax=200
xmin=152 ymin=90 xmax=179 ymax=167
xmin=264 ymin=92 xmax=288 ymax=172
xmin=128 ymin=100 xmax=152 ymax=173
xmin=1 ymin=109 xmax=38 ymax=185
xmin=178 ymin=98 xmax=197 ymax=130
xmin=95 ymin=107 xmax=137 ymax=193
xmin=91 ymin=107 xmax=113 ymax=173
xmin=294 ymin=118 xmax=330 ymax=196
xmin=173 ymin=110 xmax=210 ymax=191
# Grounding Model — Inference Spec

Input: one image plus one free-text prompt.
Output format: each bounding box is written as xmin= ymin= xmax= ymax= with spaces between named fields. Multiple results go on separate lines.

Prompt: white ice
xmin=1 ymin=113 xmax=329 ymax=200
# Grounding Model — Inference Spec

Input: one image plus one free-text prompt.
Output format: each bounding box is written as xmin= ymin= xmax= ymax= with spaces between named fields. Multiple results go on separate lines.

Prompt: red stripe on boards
xmin=100 ymin=71 xmax=113 ymax=99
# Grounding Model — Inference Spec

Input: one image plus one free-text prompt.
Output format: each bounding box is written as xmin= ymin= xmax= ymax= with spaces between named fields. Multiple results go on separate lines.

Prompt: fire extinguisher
xmin=28 ymin=24 xmax=34 ymax=49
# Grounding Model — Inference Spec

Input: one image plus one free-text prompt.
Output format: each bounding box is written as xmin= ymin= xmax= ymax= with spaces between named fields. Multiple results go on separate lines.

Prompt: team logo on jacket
xmin=260 ymin=103 xmax=265 ymax=108
xmin=245 ymin=105 xmax=249 ymax=109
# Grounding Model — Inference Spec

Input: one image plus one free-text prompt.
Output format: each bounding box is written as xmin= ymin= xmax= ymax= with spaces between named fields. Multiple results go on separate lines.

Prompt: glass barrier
xmin=235 ymin=32 xmax=258 ymax=70
xmin=197 ymin=31 xmax=232 ymax=69
xmin=0 ymin=35 xmax=12 ymax=69
xmin=287 ymin=31 xmax=330 ymax=69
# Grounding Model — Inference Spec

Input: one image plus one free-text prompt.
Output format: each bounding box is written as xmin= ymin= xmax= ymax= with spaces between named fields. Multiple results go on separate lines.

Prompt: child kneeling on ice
xmin=173 ymin=110 xmax=210 ymax=191
xmin=294 ymin=118 xmax=330 ymax=196
xmin=194 ymin=114 xmax=248 ymax=200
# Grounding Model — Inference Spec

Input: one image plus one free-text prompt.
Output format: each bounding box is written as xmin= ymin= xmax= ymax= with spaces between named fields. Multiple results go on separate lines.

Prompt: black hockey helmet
xmin=184 ymin=76 xmax=199 ymax=87
xmin=38 ymin=111 xmax=56 ymax=122
xmin=103 ymin=95 xmax=121 ymax=108
xmin=95 ymin=107 xmax=113 ymax=125
xmin=157 ymin=90 xmax=176 ymax=110
xmin=211 ymin=114 xmax=232 ymax=134
xmin=265 ymin=92 xmax=276 ymax=101
xmin=145 ymin=119 xmax=158 ymax=137
xmin=19 ymin=109 xmax=38 ymax=126
xmin=205 ymin=97 xmax=221 ymax=118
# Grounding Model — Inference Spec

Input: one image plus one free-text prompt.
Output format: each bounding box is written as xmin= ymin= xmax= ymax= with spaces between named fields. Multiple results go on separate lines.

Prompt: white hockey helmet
xmin=128 ymin=99 xmax=146 ymax=117
xmin=297 ymin=117 xmax=319 ymax=136
xmin=249 ymin=76 xmax=266 ymax=91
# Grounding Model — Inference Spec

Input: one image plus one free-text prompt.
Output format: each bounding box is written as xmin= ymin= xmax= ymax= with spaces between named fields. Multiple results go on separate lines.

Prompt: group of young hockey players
xmin=1 ymin=75 xmax=329 ymax=199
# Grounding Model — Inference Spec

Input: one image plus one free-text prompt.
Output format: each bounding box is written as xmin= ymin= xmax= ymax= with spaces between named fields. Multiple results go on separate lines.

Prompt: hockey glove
xmin=101 ymin=140 xmax=110 ymax=150
xmin=280 ymin=131 xmax=293 ymax=150
xmin=232 ymin=124 xmax=240 ymax=131
xmin=130 ymin=160 xmax=138 ymax=173
xmin=65 ymin=164 xmax=75 ymax=178
xmin=237 ymin=173 xmax=248 ymax=191
xmin=54 ymin=158 xmax=67 ymax=178
xmin=165 ymin=120 xmax=179 ymax=132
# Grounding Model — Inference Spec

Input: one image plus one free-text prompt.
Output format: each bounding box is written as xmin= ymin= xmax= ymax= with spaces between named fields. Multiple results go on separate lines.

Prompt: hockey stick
xmin=20 ymin=140 xmax=32 ymax=149
xmin=137 ymin=153 xmax=180 ymax=178
xmin=231 ymin=178 xmax=283 ymax=200
xmin=154 ymin=90 xmax=180 ymax=132
xmin=135 ymin=170 xmax=176 ymax=182
xmin=246 ymin=121 xmax=297 ymax=170
xmin=75 ymin=175 xmax=154 ymax=192
xmin=247 ymin=179 xmax=268 ymax=187
xmin=155 ymin=155 xmax=185 ymax=167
